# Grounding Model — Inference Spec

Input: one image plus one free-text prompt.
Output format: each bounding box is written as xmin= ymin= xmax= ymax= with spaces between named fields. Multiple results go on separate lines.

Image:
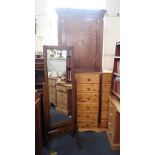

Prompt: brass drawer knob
xmin=87 ymin=107 xmax=90 ymax=109
xmin=87 ymin=78 xmax=91 ymax=81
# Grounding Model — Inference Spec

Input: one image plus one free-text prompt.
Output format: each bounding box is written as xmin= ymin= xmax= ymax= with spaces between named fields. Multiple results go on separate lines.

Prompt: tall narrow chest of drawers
xmin=100 ymin=71 xmax=112 ymax=129
xmin=75 ymin=72 xmax=100 ymax=130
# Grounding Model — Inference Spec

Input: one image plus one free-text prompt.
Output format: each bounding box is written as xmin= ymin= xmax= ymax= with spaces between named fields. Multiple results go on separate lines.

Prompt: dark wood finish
xmin=35 ymin=55 xmax=47 ymax=144
xmin=111 ymin=42 xmax=120 ymax=99
xmin=43 ymin=45 xmax=81 ymax=148
xmin=35 ymin=91 xmax=42 ymax=155
xmin=35 ymin=56 xmax=45 ymax=89
xmin=56 ymin=8 xmax=107 ymax=72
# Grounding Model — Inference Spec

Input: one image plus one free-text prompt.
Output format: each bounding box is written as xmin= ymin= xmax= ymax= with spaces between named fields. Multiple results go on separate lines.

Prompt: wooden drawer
xmin=102 ymin=101 xmax=109 ymax=111
xmin=102 ymin=73 xmax=112 ymax=83
xmin=101 ymin=111 xmax=108 ymax=119
xmin=102 ymin=83 xmax=111 ymax=93
xmin=77 ymin=84 xmax=99 ymax=93
xmin=75 ymin=73 xmax=100 ymax=84
xmin=56 ymin=85 xmax=67 ymax=92
xmin=101 ymin=119 xmax=108 ymax=128
xmin=77 ymin=93 xmax=99 ymax=102
xmin=78 ymin=120 xmax=98 ymax=128
xmin=77 ymin=102 xmax=98 ymax=111
xmin=102 ymin=93 xmax=110 ymax=102
xmin=57 ymin=91 xmax=67 ymax=104
xmin=48 ymin=78 xmax=58 ymax=87
xmin=77 ymin=111 xmax=98 ymax=120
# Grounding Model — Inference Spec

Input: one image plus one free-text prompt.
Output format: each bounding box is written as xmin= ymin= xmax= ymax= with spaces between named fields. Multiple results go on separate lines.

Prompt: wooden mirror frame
xmin=43 ymin=45 xmax=81 ymax=147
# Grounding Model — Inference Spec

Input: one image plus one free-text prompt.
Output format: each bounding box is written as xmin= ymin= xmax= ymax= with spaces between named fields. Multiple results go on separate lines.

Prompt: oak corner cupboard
xmin=56 ymin=8 xmax=107 ymax=72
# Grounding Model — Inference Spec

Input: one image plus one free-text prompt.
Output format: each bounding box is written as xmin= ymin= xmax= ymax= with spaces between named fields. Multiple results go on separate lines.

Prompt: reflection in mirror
xmin=43 ymin=45 xmax=75 ymax=131
xmin=47 ymin=49 xmax=67 ymax=79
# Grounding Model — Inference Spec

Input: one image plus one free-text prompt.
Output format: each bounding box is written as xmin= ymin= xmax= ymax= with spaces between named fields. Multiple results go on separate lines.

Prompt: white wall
xmin=103 ymin=0 xmax=120 ymax=70
xmin=35 ymin=0 xmax=120 ymax=70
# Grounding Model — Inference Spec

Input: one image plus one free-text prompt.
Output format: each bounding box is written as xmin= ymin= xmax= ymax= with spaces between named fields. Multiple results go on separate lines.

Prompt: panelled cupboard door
xmin=56 ymin=8 xmax=107 ymax=71
xmin=58 ymin=18 xmax=97 ymax=69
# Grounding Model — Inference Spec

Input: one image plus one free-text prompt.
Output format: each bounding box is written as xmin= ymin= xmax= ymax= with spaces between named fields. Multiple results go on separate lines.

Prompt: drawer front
xmin=102 ymin=93 xmax=110 ymax=102
xmin=101 ymin=119 xmax=108 ymax=128
xmin=78 ymin=120 xmax=98 ymax=128
xmin=77 ymin=93 xmax=99 ymax=102
xmin=77 ymin=111 xmax=98 ymax=120
xmin=102 ymin=83 xmax=111 ymax=93
xmin=75 ymin=73 xmax=100 ymax=84
xmin=77 ymin=102 xmax=98 ymax=111
xmin=102 ymin=73 xmax=112 ymax=83
xmin=57 ymin=91 xmax=67 ymax=104
xmin=48 ymin=78 xmax=57 ymax=87
xmin=102 ymin=101 xmax=109 ymax=111
xmin=101 ymin=111 xmax=108 ymax=119
xmin=77 ymin=84 xmax=99 ymax=93
xmin=56 ymin=85 xmax=67 ymax=92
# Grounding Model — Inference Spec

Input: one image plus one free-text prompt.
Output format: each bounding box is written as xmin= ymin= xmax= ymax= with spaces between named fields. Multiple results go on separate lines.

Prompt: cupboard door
xmin=59 ymin=18 xmax=98 ymax=69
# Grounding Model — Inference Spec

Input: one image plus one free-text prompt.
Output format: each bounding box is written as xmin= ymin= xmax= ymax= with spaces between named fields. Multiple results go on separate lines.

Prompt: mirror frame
xmin=43 ymin=45 xmax=77 ymax=138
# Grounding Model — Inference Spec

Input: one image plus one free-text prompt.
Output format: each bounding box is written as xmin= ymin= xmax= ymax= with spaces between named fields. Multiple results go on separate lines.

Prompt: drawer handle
xmin=110 ymin=113 xmax=112 ymax=116
xmin=87 ymin=107 xmax=90 ymax=109
xmin=87 ymin=98 xmax=90 ymax=100
xmin=86 ymin=115 xmax=90 ymax=118
xmin=87 ymin=88 xmax=90 ymax=91
xmin=87 ymin=78 xmax=91 ymax=81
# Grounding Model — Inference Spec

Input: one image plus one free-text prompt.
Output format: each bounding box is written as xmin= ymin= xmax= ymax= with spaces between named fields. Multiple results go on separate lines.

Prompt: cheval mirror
xmin=43 ymin=45 xmax=81 ymax=147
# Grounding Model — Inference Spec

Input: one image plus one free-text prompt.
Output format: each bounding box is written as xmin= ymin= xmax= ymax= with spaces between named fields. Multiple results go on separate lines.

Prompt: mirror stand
xmin=43 ymin=45 xmax=81 ymax=148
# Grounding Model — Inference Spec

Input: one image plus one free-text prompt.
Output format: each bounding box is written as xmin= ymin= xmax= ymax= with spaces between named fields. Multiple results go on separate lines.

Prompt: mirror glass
xmin=43 ymin=46 xmax=74 ymax=129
